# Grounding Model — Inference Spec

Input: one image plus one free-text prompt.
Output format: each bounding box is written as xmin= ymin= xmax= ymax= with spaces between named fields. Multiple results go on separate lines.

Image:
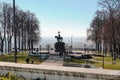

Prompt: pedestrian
xmin=26 ymin=57 xmax=29 ymax=64
xmin=31 ymin=60 xmax=34 ymax=64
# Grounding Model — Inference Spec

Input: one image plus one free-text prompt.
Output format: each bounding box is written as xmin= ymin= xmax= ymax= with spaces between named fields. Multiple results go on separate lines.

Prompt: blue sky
xmin=0 ymin=0 xmax=98 ymax=38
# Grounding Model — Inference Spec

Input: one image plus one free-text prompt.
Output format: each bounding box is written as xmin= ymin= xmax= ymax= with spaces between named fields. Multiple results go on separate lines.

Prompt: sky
xmin=0 ymin=0 xmax=99 ymax=38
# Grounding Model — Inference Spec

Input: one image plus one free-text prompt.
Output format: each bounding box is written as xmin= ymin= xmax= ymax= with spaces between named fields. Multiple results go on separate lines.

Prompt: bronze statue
xmin=55 ymin=31 xmax=63 ymax=42
xmin=54 ymin=31 xmax=66 ymax=57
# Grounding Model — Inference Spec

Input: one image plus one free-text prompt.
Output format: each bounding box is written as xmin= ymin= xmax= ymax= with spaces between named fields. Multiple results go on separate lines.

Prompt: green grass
xmin=92 ymin=56 xmax=120 ymax=70
xmin=94 ymin=61 xmax=120 ymax=70
xmin=69 ymin=58 xmax=86 ymax=63
xmin=93 ymin=56 xmax=120 ymax=63
xmin=65 ymin=56 xmax=120 ymax=70
xmin=94 ymin=56 xmax=112 ymax=62
xmin=0 ymin=51 xmax=43 ymax=64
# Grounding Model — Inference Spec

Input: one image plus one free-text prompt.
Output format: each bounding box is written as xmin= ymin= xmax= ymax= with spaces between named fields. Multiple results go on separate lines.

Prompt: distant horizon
xmin=38 ymin=36 xmax=95 ymax=48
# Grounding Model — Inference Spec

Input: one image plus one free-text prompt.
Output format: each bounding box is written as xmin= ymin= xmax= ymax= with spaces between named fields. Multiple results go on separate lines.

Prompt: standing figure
xmin=26 ymin=57 xmax=29 ymax=64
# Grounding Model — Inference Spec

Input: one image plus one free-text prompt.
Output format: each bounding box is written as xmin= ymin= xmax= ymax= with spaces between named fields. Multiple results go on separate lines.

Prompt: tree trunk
xmin=1 ymin=40 xmax=4 ymax=55
xmin=21 ymin=25 xmax=23 ymax=51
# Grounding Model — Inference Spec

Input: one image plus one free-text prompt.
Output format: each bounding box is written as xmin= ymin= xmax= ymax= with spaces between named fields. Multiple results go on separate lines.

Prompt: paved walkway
xmin=40 ymin=51 xmax=95 ymax=67
xmin=41 ymin=54 xmax=63 ymax=66
xmin=0 ymin=62 xmax=120 ymax=76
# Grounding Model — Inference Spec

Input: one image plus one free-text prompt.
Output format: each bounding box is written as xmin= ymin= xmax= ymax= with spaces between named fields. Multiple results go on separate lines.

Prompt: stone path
xmin=41 ymin=54 xmax=63 ymax=66
xmin=0 ymin=62 xmax=120 ymax=76
xmin=40 ymin=51 xmax=95 ymax=67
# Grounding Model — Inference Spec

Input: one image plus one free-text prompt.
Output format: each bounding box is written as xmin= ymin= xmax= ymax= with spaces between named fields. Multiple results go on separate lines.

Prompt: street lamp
xmin=71 ymin=36 xmax=73 ymax=53
xmin=13 ymin=0 xmax=17 ymax=63
xmin=46 ymin=44 xmax=50 ymax=54
xmin=84 ymin=43 xmax=86 ymax=54
xmin=39 ymin=45 xmax=41 ymax=62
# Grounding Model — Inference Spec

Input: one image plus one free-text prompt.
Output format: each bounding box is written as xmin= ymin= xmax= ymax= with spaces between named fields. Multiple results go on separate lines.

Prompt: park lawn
xmin=94 ymin=61 xmax=120 ymax=70
xmin=94 ymin=56 xmax=112 ymax=62
xmin=66 ymin=56 xmax=120 ymax=70
xmin=68 ymin=58 xmax=86 ymax=63
xmin=92 ymin=56 xmax=120 ymax=70
xmin=0 ymin=51 xmax=43 ymax=64
xmin=64 ymin=58 xmax=88 ymax=65
xmin=92 ymin=56 xmax=120 ymax=64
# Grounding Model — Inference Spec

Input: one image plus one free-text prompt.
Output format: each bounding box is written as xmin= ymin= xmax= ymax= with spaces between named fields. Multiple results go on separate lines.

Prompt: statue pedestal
xmin=55 ymin=42 xmax=65 ymax=52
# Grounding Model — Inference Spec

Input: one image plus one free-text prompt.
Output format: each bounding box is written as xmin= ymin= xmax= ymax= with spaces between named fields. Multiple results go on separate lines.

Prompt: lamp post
xmin=13 ymin=0 xmax=17 ymax=63
xmin=39 ymin=45 xmax=41 ymax=61
xmin=101 ymin=31 xmax=104 ymax=68
xmin=39 ymin=45 xmax=41 ymax=54
xmin=102 ymin=44 xmax=105 ymax=69
xmin=71 ymin=36 xmax=73 ymax=53
xmin=84 ymin=43 xmax=86 ymax=54
xmin=99 ymin=11 xmax=106 ymax=68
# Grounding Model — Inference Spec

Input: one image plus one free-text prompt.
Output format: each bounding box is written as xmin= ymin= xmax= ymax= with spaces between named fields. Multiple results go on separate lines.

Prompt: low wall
xmin=0 ymin=62 xmax=120 ymax=80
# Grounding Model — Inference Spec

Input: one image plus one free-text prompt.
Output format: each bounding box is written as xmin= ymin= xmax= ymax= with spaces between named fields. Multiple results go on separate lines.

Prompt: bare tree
xmin=0 ymin=2 xmax=41 ymax=62
xmin=87 ymin=10 xmax=105 ymax=54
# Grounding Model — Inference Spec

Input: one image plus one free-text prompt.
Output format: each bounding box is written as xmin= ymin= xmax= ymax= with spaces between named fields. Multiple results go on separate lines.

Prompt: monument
xmin=54 ymin=31 xmax=66 ymax=57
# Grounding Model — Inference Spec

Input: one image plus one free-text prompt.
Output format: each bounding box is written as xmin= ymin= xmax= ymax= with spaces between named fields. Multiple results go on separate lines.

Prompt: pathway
xmin=41 ymin=53 xmax=63 ymax=66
